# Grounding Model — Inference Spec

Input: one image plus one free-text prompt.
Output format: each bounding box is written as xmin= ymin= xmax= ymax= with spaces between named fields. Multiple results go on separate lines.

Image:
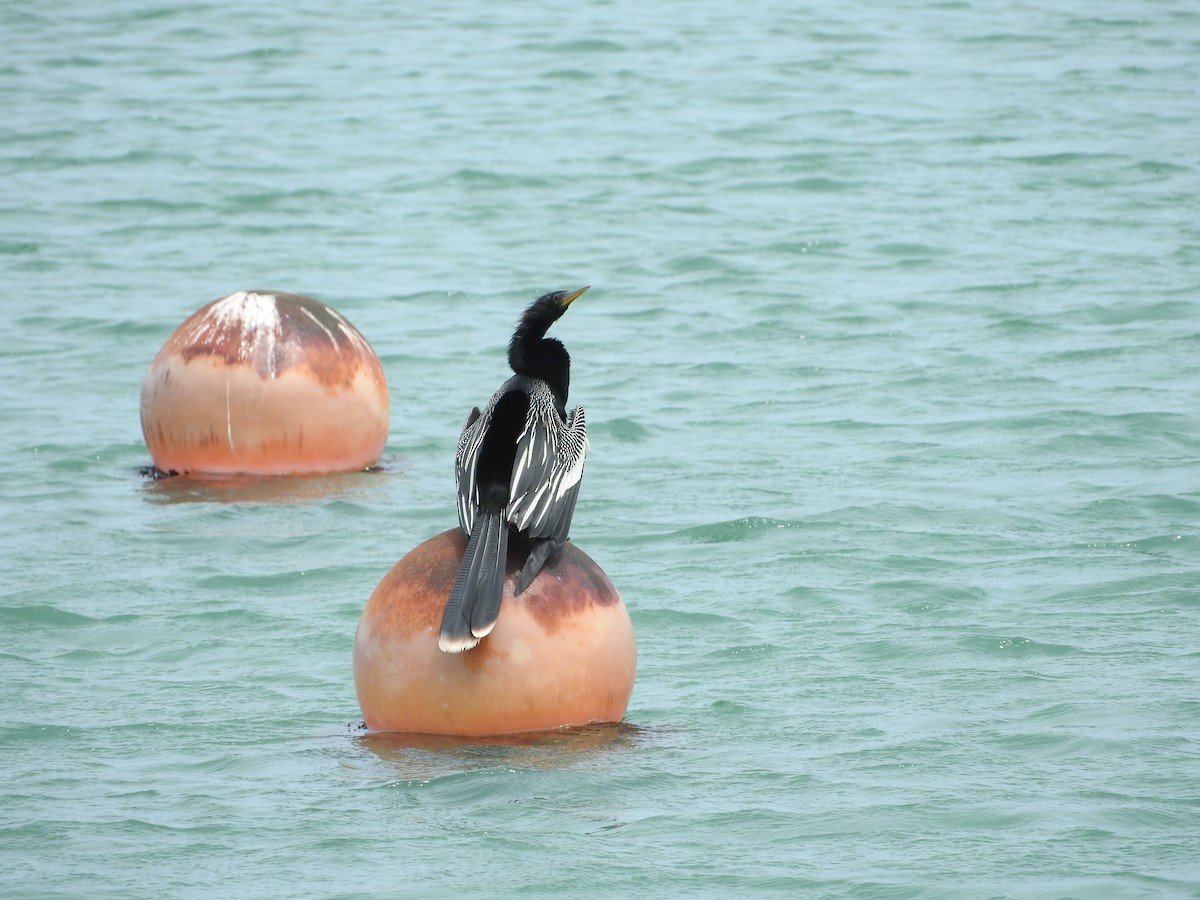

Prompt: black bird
xmin=438 ymin=286 xmax=590 ymax=653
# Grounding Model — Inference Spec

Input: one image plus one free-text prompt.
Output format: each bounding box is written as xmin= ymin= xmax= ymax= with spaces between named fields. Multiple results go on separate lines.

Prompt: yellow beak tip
xmin=562 ymin=285 xmax=590 ymax=307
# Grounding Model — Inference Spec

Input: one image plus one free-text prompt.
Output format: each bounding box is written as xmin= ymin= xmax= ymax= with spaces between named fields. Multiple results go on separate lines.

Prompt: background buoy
xmin=354 ymin=529 xmax=636 ymax=736
xmin=140 ymin=290 xmax=389 ymax=476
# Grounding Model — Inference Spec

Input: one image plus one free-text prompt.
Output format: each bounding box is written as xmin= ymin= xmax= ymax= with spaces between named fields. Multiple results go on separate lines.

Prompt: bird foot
xmin=515 ymin=539 xmax=562 ymax=595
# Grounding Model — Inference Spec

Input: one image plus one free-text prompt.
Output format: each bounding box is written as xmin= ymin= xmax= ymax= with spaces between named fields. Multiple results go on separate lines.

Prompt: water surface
xmin=2 ymin=1 xmax=1199 ymax=896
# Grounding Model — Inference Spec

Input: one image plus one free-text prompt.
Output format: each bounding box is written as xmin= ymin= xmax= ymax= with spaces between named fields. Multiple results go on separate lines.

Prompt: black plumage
xmin=438 ymin=287 xmax=590 ymax=653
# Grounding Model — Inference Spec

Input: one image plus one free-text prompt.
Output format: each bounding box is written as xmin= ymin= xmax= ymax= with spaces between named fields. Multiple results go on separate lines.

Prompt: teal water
xmin=3 ymin=0 xmax=1199 ymax=896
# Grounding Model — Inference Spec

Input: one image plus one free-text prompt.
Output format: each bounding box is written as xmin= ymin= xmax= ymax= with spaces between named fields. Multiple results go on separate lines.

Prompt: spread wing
xmin=454 ymin=406 xmax=483 ymax=535
xmin=507 ymin=405 xmax=587 ymax=542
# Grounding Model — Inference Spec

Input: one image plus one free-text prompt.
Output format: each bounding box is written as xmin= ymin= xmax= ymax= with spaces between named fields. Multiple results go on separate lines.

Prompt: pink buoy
xmin=354 ymin=529 xmax=637 ymax=736
xmin=140 ymin=290 xmax=389 ymax=476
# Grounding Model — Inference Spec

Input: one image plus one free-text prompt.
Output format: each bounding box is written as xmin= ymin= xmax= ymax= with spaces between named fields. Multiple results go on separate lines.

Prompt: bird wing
xmin=454 ymin=406 xmax=484 ymax=534
xmin=507 ymin=405 xmax=587 ymax=542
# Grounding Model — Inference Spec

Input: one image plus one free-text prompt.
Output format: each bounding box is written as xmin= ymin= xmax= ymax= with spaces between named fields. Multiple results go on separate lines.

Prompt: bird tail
xmin=439 ymin=510 xmax=509 ymax=653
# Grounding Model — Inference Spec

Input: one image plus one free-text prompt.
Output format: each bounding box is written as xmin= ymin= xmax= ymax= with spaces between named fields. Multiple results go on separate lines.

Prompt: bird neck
xmin=509 ymin=333 xmax=571 ymax=414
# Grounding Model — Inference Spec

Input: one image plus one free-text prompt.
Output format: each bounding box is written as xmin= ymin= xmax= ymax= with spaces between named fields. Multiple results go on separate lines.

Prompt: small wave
xmin=636 ymin=608 xmax=736 ymax=628
xmin=0 ymin=241 xmax=38 ymax=255
xmin=704 ymin=644 xmax=779 ymax=661
xmin=596 ymin=417 xmax=651 ymax=442
xmin=547 ymin=38 xmax=624 ymax=53
xmin=1131 ymin=159 xmax=1190 ymax=175
xmin=958 ymin=634 xmax=1079 ymax=657
xmin=958 ymin=281 xmax=1043 ymax=295
xmin=0 ymin=604 xmax=96 ymax=628
xmin=1007 ymin=151 xmax=1125 ymax=166
xmin=669 ymin=516 xmax=800 ymax=543
xmin=871 ymin=241 xmax=948 ymax=258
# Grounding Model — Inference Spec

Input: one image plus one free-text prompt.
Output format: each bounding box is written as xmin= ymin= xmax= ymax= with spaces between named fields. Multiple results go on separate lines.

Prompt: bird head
xmin=533 ymin=285 xmax=589 ymax=322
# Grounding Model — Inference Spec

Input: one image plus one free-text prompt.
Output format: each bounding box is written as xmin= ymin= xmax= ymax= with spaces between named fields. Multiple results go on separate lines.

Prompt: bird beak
xmin=561 ymin=286 xmax=589 ymax=307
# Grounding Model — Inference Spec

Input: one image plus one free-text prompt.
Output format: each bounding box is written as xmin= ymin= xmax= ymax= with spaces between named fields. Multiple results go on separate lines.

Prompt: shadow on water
xmin=349 ymin=721 xmax=654 ymax=775
xmin=134 ymin=458 xmax=400 ymax=505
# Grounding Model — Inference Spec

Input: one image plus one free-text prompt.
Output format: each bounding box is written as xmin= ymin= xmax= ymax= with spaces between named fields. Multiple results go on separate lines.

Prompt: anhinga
xmin=438 ymin=286 xmax=590 ymax=653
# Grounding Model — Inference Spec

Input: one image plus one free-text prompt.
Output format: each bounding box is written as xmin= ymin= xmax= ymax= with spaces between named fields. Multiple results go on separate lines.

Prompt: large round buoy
xmin=140 ymin=290 xmax=389 ymax=476
xmin=354 ymin=529 xmax=636 ymax=736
